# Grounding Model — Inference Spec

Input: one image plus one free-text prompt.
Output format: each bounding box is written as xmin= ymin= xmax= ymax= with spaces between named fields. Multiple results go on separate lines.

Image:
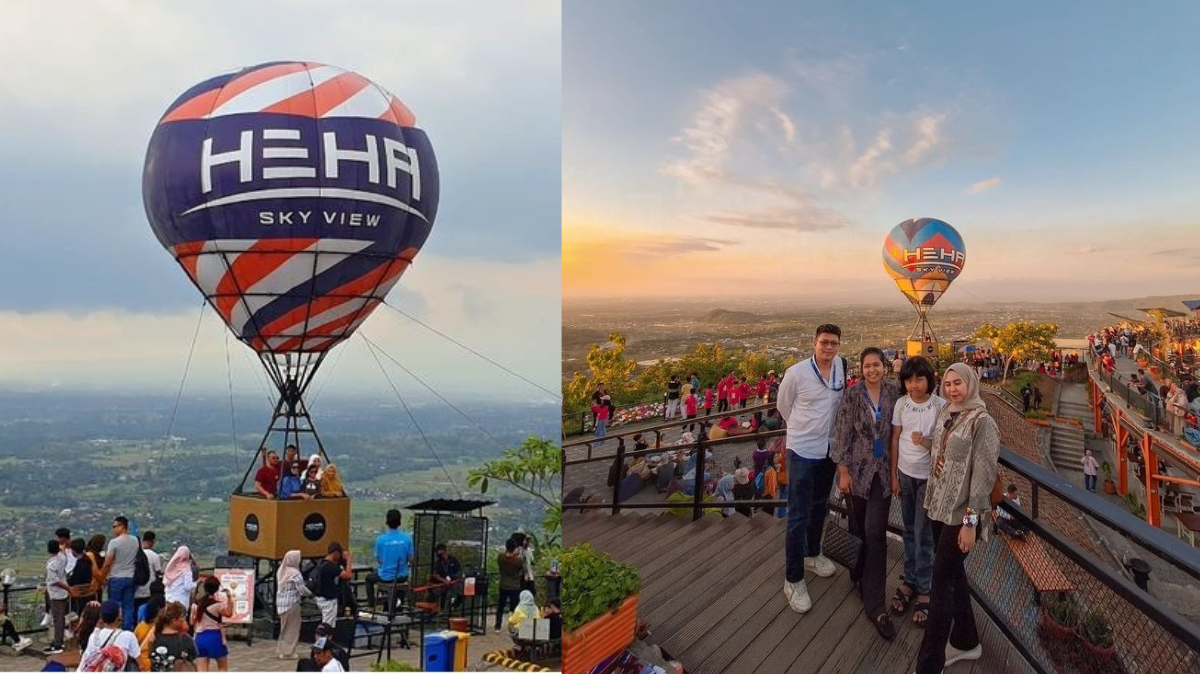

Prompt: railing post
xmin=692 ymin=424 xmax=707 ymax=521
xmin=611 ymin=438 xmax=626 ymax=515
xmin=579 ymin=412 xmax=586 ymax=437
xmin=653 ymin=431 xmax=662 ymax=449
xmin=1031 ymin=483 xmax=1039 ymax=521
xmin=1144 ymin=436 xmax=1159 ymax=527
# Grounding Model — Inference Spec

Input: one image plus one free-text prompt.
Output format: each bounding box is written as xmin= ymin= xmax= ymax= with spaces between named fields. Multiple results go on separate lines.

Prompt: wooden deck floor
xmin=565 ymin=512 xmax=1035 ymax=674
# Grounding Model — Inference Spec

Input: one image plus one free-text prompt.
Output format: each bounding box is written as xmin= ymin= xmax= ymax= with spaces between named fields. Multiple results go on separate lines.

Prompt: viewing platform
xmin=563 ymin=393 xmax=1200 ymax=674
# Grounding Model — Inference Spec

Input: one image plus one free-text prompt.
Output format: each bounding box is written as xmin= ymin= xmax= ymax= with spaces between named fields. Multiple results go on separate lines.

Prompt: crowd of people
xmin=251 ymin=445 xmax=345 ymax=501
xmin=1091 ymin=324 xmax=1200 ymax=440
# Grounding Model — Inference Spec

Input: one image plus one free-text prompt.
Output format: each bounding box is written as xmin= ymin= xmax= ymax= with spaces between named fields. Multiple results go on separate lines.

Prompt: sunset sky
xmin=564 ymin=1 xmax=1200 ymax=304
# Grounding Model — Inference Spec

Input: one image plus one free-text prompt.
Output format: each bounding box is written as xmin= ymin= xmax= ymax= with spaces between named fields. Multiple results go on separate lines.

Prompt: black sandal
xmin=891 ymin=583 xmax=914 ymax=615
xmin=912 ymin=598 xmax=930 ymax=628
xmin=871 ymin=612 xmax=897 ymax=641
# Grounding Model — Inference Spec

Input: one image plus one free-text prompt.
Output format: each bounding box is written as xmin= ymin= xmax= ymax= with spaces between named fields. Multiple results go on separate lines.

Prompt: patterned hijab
xmin=943 ymin=363 xmax=986 ymax=413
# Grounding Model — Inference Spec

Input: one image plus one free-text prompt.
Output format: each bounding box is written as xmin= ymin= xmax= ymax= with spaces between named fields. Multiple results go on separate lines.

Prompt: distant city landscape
xmin=562 ymin=294 xmax=1200 ymax=379
xmin=0 ymin=391 xmax=558 ymax=580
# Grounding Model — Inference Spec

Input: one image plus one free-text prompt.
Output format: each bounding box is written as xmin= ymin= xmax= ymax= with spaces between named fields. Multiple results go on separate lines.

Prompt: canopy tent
xmin=1137 ymin=307 xmax=1188 ymax=319
xmin=1056 ymin=338 xmax=1090 ymax=354
xmin=1108 ymin=313 xmax=1149 ymax=325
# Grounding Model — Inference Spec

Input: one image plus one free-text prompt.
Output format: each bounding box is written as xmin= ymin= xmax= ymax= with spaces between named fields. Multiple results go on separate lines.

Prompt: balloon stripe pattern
xmin=881 ymin=218 xmax=965 ymax=308
xmin=143 ymin=62 xmax=437 ymax=354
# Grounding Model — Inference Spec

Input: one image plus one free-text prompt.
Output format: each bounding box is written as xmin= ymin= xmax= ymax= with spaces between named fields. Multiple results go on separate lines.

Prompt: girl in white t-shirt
xmin=889 ymin=356 xmax=946 ymax=626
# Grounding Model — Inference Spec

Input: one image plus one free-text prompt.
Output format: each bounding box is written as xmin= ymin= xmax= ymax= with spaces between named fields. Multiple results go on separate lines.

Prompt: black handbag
xmin=823 ymin=494 xmax=862 ymax=571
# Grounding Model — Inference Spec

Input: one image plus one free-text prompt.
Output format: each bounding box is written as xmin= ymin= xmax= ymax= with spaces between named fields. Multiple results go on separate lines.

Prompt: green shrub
xmin=1046 ymin=595 xmax=1080 ymax=628
xmin=1078 ymin=607 xmax=1115 ymax=649
xmin=561 ymin=543 xmax=640 ymax=633
xmin=370 ymin=660 xmax=424 ymax=671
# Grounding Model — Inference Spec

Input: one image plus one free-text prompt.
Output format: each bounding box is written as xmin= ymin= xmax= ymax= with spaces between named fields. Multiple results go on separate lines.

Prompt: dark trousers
xmin=849 ymin=475 xmax=892 ymax=617
xmin=0 ymin=615 xmax=19 ymax=644
xmin=784 ymin=452 xmax=837 ymax=583
xmin=495 ymin=589 xmax=521 ymax=630
xmin=718 ymin=399 xmax=729 ymax=413
xmin=365 ymin=573 xmax=408 ymax=611
xmin=915 ymin=522 xmax=980 ymax=674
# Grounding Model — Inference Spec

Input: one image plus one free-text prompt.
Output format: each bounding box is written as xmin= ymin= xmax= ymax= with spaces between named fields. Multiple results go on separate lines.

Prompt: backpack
xmin=80 ymin=629 xmax=129 ymax=672
xmin=753 ymin=470 xmax=766 ymax=495
xmin=305 ymin=560 xmax=330 ymax=597
xmin=133 ymin=547 xmax=150 ymax=587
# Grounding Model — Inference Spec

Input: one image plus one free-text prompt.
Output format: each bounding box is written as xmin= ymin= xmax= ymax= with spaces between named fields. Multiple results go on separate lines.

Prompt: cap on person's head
xmin=327 ymin=541 xmax=344 ymax=555
xmin=101 ymin=600 xmax=121 ymax=623
xmin=735 ymin=468 xmax=750 ymax=485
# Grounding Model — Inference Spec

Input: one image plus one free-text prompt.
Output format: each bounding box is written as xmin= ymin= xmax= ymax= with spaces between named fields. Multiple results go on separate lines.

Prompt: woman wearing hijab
xmin=1169 ymin=384 xmax=1189 ymax=437
xmin=831 ymin=347 xmax=901 ymax=641
xmin=275 ymin=550 xmax=311 ymax=659
xmin=319 ymin=464 xmax=345 ymax=498
xmin=715 ymin=473 xmax=736 ymax=517
xmin=507 ymin=590 xmax=540 ymax=635
xmin=307 ymin=454 xmax=325 ymax=480
xmin=163 ymin=547 xmax=198 ymax=612
xmin=914 ymin=363 xmax=1000 ymax=674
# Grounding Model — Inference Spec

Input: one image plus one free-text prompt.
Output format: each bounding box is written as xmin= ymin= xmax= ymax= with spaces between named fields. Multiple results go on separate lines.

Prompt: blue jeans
xmin=595 ymin=419 xmax=606 ymax=439
xmin=785 ymin=452 xmax=837 ymax=583
xmin=108 ymin=577 xmax=136 ymax=630
xmin=898 ymin=472 xmax=935 ymax=595
xmin=1085 ymin=474 xmax=1097 ymax=491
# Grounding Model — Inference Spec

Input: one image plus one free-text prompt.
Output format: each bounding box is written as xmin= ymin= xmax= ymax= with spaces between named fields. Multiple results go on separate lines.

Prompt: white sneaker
xmin=14 ymin=637 xmax=32 ymax=652
xmin=805 ymin=554 xmax=837 ymax=578
xmin=39 ymin=612 xmax=51 ymax=628
xmin=945 ymin=643 xmax=982 ymax=666
xmin=783 ymin=580 xmax=812 ymax=613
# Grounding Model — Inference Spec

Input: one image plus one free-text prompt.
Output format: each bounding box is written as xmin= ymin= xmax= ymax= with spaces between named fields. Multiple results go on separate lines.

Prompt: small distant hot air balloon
xmin=882 ymin=218 xmax=965 ymax=352
xmin=142 ymin=61 xmax=439 ymax=559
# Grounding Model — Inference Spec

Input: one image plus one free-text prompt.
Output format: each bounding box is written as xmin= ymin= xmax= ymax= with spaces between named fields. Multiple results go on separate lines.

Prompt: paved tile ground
xmin=0 ymin=629 xmax=523 ymax=672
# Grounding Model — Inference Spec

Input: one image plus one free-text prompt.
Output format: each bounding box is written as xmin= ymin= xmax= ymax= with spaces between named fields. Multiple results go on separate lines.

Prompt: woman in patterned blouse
xmin=831 ymin=346 xmax=900 ymax=641
xmin=915 ymin=363 xmax=1000 ymax=674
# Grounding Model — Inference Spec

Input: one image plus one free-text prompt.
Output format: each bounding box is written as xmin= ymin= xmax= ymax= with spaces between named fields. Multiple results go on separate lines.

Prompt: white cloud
xmin=1076 ymin=246 xmax=1103 ymax=255
xmin=663 ymin=72 xmax=788 ymax=184
xmin=769 ymin=106 xmax=796 ymax=143
xmin=0 ymin=254 xmax=560 ymax=398
xmin=0 ymin=1 xmax=559 ymax=162
xmin=967 ymin=176 xmax=1003 ymax=195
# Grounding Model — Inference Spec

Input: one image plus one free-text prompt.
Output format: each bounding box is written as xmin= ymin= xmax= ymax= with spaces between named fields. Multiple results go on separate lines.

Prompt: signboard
xmin=213 ymin=567 xmax=255 ymax=624
xmin=518 ymin=618 xmax=551 ymax=641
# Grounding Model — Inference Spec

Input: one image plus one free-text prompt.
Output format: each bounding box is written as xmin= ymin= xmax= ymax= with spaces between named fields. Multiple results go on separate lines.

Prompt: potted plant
xmin=562 ymin=543 xmax=641 ymax=674
xmin=1038 ymin=595 xmax=1080 ymax=672
xmin=1076 ymin=607 xmax=1122 ymax=673
xmin=1101 ymin=461 xmax=1117 ymax=494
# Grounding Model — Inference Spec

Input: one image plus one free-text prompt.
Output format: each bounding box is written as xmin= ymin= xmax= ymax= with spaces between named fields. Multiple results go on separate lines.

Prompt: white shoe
xmin=783 ymin=580 xmax=812 ymax=613
xmin=945 ymin=643 xmax=982 ymax=666
xmin=14 ymin=637 xmax=32 ymax=652
xmin=39 ymin=613 xmax=51 ymax=628
xmin=805 ymin=554 xmax=837 ymax=578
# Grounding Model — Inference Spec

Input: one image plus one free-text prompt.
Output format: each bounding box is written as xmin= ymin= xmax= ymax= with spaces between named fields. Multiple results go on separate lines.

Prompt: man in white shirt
xmin=44 ymin=539 xmax=70 ymax=655
xmin=776 ymin=324 xmax=846 ymax=614
xmin=134 ymin=531 xmax=163 ymax=613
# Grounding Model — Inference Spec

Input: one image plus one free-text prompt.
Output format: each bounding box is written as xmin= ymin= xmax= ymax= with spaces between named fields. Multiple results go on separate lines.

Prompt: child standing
xmin=684 ymin=390 xmax=698 ymax=433
xmin=703 ymin=385 xmax=715 ymax=417
xmin=889 ymin=356 xmax=945 ymax=627
xmin=591 ymin=400 xmax=609 ymax=441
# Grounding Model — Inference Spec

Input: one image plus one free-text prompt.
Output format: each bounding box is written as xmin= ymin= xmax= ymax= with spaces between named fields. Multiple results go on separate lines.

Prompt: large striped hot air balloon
xmin=143 ymin=61 xmax=438 ymax=359
xmin=142 ymin=62 xmax=439 ymax=560
xmin=882 ymin=218 xmax=965 ymax=346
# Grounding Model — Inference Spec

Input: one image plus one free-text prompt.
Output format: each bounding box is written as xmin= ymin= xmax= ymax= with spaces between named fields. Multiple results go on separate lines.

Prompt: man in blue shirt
xmin=366 ymin=509 xmax=413 ymax=613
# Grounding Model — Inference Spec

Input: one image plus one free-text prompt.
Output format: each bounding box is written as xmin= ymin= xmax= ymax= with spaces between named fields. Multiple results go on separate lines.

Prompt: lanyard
xmin=865 ymin=387 xmax=882 ymax=439
xmin=810 ymin=358 xmax=843 ymax=391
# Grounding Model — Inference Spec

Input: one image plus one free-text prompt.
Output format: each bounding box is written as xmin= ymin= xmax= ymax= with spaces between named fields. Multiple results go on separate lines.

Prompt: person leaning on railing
xmin=914 ymin=363 xmax=1000 ymax=674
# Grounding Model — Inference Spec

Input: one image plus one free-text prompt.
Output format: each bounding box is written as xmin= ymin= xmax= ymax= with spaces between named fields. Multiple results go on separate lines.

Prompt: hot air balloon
xmin=882 ymin=218 xmax=965 ymax=358
xmin=143 ymin=61 xmax=438 ymax=559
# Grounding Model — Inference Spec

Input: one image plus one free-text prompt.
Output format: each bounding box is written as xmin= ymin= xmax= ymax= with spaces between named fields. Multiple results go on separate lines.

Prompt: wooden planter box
xmin=563 ymin=594 xmax=639 ymax=674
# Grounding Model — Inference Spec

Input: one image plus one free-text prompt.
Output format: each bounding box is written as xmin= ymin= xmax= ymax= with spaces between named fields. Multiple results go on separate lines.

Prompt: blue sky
xmin=564 ymin=1 xmax=1200 ymax=302
xmin=0 ymin=1 xmax=560 ymax=399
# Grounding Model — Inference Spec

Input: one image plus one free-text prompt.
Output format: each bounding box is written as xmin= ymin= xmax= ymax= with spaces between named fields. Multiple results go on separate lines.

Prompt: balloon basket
xmin=228 ymin=494 xmax=351 ymax=559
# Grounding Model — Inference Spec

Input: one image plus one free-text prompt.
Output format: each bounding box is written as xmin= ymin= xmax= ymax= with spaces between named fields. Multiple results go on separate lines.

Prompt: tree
xmin=563 ymin=332 xmax=639 ymax=414
xmin=974 ymin=322 xmax=1059 ymax=384
xmin=466 ymin=436 xmax=561 ymax=544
